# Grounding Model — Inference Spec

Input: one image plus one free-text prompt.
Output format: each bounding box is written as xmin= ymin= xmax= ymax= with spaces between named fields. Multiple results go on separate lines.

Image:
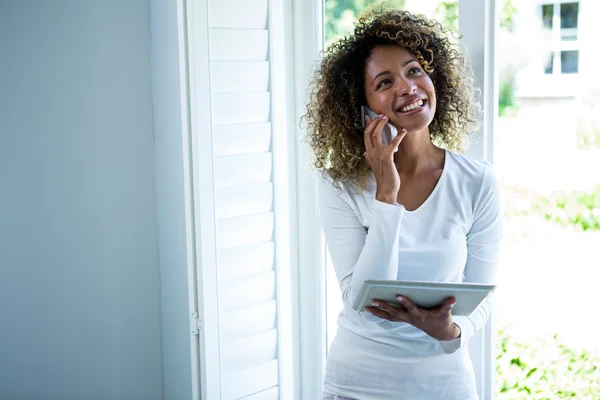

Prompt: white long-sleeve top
xmin=318 ymin=150 xmax=503 ymax=400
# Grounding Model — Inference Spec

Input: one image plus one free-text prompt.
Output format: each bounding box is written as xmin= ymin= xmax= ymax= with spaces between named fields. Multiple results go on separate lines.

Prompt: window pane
xmin=561 ymin=28 xmax=578 ymax=41
xmin=542 ymin=4 xmax=553 ymax=29
xmin=544 ymin=52 xmax=554 ymax=74
xmin=324 ymin=0 xmax=460 ymax=47
xmin=560 ymin=2 xmax=578 ymax=29
xmin=561 ymin=50 xmax=579 ymax=73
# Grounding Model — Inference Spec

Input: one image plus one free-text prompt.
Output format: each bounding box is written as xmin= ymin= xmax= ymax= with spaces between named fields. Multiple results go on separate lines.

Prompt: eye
xmin=376 ymin=78 xmax=392 ymax=90
xmin=408 ymin=66 xmax=422 ymax=75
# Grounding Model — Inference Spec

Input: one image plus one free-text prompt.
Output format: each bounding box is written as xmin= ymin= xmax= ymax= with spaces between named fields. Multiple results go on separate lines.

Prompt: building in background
xmin=512 ymin=0 xmax=600 ymax=151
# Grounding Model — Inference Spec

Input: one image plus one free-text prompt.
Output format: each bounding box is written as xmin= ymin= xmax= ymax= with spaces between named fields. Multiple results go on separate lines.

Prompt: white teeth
xmin=400 ymin=99 xmax=424 ymax=112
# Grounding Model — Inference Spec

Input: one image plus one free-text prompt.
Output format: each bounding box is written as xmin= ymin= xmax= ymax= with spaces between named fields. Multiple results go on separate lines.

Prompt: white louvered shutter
xmin=197 ymin=0 xmax=295 ymax=398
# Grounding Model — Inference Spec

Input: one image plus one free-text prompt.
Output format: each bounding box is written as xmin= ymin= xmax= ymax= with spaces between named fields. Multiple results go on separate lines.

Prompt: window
xmin=541 ymin=1 xmax=580 ymax=74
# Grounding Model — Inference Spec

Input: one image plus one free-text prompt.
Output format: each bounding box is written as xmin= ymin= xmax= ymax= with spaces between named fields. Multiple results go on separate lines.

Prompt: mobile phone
xmin=360 ymin=105 xmax=398 ymax=148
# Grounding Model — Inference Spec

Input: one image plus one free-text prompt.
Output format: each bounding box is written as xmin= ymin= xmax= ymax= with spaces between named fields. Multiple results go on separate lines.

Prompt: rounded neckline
xmin=401 ymin=149 xmax=449 ymax=214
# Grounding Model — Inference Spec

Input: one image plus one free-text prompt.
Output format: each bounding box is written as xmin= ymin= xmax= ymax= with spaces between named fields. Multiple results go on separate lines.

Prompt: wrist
xmin=375 ymin=192 xmax=398 ymax=205
xmin=439 ymin=323 xmax=461 ymax=341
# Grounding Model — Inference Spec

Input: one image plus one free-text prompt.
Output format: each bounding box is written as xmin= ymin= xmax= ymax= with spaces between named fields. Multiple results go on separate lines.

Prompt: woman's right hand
xmin=364 ymin=114 xmax=407 ymax=205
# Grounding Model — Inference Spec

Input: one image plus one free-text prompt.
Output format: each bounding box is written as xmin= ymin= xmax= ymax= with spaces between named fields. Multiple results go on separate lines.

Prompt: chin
xmin=392 ymin=115 xmax=432 ymax=132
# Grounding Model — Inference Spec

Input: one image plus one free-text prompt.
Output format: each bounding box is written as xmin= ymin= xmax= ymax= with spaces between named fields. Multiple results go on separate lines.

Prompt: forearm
xmin=344 ymin=200 xmax=405 ymax=304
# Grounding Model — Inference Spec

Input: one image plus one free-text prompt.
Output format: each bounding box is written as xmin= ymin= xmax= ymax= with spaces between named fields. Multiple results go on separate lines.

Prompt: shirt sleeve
xmin=317 ymin=173 xmax=405 ymax=318
xmin=440 ymin=163 xmax=504 ymax=354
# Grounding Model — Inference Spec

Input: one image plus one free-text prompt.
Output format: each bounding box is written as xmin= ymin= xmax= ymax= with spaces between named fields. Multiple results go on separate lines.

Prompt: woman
xmin=304 ymin=8 xmax=503 ymax=400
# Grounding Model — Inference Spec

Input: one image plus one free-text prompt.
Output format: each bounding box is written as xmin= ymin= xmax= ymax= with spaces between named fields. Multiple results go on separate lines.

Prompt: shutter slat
xmin=211 ymin=61 xmax=270 ymax=93
xmin=216 ymin=213 xmax=273 ymax=251
xmin=221 ymin=329 xmax=277 ymax=374
xmin=219 ymin=271 xmax=276 ymax=312
xmin=209 ymin=0 xmax=268 ymax=29
xmin=220 ymin=301 xmax=277 ymax=343
xmin=210 ymin=29 xmax=268 ymax=61
xmin=218 ymin=242 xmax=274 ymax=282
xmin=222 ymin=360 xmax=279 ymax=400
xmin=212 ymin=122 xmax=271 ymax=157
xmin=212 ymin=92 xmax=270 ymax=126
xmin=215 ymin=183 xmax=273 ymax=220
xmin=214 ymin=153 xmax=272 ymax=189
xmin=239 ymin=387 xmax=279 ymax=400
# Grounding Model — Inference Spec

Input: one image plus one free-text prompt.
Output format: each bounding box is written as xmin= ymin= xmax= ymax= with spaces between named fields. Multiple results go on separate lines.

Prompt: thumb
xmin=391 ymin=128 xmax=407 ymax=150
xmin=443 ymin=297 xmax=456 ymax=311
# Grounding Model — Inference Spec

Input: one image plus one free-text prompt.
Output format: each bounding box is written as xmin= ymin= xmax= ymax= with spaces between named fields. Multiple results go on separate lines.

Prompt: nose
xmin=396 ymin=78 xmax=417 ymax=97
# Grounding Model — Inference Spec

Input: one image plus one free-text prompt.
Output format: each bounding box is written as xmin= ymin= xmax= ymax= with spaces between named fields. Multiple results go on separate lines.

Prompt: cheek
xmin=367 ymin=92 xmax=392 ymax=110
xmin=427 ymin=81 xmax=437 ymax=111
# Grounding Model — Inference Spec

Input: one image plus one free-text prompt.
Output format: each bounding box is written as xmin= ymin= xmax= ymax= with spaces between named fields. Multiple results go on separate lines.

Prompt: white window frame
xmin=539 ymin=0 xmax=580 ymax=75
xmin=292 ymin=0 xmax=328 ymax=398
xmin=293 ymin=0 xmax=499 ymax=398
xmin=460 ymin=1 xmax=499 ymax=399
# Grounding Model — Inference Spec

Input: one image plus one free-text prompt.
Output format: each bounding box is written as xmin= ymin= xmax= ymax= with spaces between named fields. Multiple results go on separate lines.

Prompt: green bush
xmin=499 ymin=75 xmax=518 ymax=117
xmin=503 ymin=185 xmax=600 ymax=232
xmin=577 ymin=129 xmax=600 ymax=150
xmin=496 ymin=327 xmax=600 ymax=399
xmin=534 ymin=186 xmax=600 ymax=232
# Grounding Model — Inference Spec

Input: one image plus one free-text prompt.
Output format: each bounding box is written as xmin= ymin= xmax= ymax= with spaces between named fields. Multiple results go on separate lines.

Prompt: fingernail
xmin=372 ymin=301 xmax=380 ymax=307
xmin=378 ymin=114 xmax=384 ymax=118
xmin=397 ymin=296 xmax=403 ymax=302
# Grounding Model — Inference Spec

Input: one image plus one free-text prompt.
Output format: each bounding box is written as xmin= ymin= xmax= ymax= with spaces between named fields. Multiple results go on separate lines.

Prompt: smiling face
xmin=364 ymin=45 xmax=436 ymax=133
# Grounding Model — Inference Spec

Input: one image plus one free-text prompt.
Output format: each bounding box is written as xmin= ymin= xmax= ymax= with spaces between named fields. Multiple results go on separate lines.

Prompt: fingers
xmin=396 ymin=295 xmax=427 ymax=324
xmin=396 ymin=295 xmax=419 ymax=313
xmin=363 ymin=115 xmax=373 ymax=152
xmin=389 ymin=128 xmax=408 ymax=154
xmin=371 ymin=115 xmax=389 ymax=150
xmin=370 ymin=300 xmax=408 ymax=322
xmin=364 ymin=306 xmax=396 ymax=321
xmin=363 ymin=114 xmax=389 ymax=152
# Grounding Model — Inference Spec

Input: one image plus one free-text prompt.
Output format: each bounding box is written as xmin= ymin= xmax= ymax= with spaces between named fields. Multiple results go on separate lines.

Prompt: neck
xmin=393 ymin=127 xmax=443 ymax=175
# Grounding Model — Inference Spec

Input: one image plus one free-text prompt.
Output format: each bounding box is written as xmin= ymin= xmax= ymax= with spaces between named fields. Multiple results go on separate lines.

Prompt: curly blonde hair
xmin=303 ymin=8 xmax=480 ymax=190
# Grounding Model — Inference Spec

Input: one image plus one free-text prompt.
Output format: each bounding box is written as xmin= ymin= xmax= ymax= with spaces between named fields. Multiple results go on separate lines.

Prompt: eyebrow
xmin=371 ymin=59 xmax=419 ymax=83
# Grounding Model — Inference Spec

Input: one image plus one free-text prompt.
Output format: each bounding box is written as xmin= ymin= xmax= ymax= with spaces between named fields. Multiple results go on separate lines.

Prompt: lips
xmin=397 ymin=98 xmax=427 ymax=113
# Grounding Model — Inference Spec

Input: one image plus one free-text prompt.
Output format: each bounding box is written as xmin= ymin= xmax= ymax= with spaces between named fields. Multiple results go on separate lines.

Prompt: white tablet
xmin=352 ymin=280 xmax=496 ymax=316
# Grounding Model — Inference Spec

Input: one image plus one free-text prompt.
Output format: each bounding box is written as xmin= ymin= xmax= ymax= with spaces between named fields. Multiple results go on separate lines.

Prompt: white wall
xmin=0 ymin=1 xmax=163 ymax=399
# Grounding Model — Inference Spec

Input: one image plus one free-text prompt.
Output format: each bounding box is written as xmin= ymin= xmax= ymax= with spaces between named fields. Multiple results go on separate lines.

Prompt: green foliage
xmin=577 ymin=129 xmax=600 ymax=150
xmin=504 ymin=185 xmax=600 ymax=232
xmin=496 ymin=327 xmax=600 ymax=399
xmin=499 ymin=74 xmax=518 ymax=117
xmin=434 ymin=1 xmax=458 ymax=32
xmin=499 ymin=0 xmax=517 ymax=32
xmin=324 ymin=0 xmax=407 ymax=46
xmin=536 ymin=186 xmax=600 ymax=232
xmin=325 ymin=0 xmax=372 ymax=44
xmin=497 ymin=0 xmax=520 ymax=116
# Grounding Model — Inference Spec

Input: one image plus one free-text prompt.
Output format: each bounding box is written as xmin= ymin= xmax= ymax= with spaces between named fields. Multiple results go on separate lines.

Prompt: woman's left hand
xmin=365 ymin=295 xmax=461 ymax=341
